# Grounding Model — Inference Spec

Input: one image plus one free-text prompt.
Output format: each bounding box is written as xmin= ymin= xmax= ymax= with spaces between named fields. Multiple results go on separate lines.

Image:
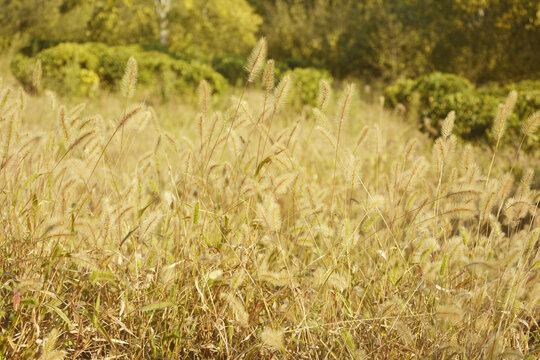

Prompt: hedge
xmin=10 ymin=42 xmax=228 ymax=99
xmin=385 ymin=72 xmax=540 ymax=151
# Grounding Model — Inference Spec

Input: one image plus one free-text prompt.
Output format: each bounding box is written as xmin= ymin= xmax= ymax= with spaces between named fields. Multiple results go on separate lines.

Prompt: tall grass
xmin=0 ymin=45 xmax=539 ymax=359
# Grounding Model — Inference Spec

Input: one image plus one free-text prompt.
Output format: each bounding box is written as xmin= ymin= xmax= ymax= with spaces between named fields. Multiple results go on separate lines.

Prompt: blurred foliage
xmin=285 ymin=67 xmax=333 ymax=107
xmin=11 ymin=42 xmax=227 ymax=99
xmin=212 ymin=55 xmax=247 ymax=86
xmin=85 ymin=0 xmax=261 ymax=60
xmin=0 ymin=36 xmax=11 ymax=51
xmin=1 ymin=0 xmax=538 ymax=85
xmin=385 ymin=73 xmax=540 ymax=150
xmin=0 ymin=0 xmax=93 ymax=43
xmin=255 ymin=0 xmax=539 ymax=83
xmin=167 ymin=0 xmax=262 ymax=59
xmin=385 ymin=73 xmax=476 ymax=109
xmin=211 ymin=55 xmax=304 ymax=89
xmin=86 ymin=0 xmax=159 ymax=45
xmin=0 ymin=0 xmax=63 ymax=39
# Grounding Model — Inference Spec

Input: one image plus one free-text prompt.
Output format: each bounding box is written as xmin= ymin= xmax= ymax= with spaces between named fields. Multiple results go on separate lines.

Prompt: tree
xmin=404 ymin=0 xmax=540 ymax=82
xmin=0 ymin=0 xmax=92 ymax=52
xmin=0 ymin=0 xmax=62 ymax=38
xmin=260 ymin=0 xmax=353 ymax=73
xmin=167 ymin=0 xmax=262 ymax=59
xmin=155 ymin=0 xmax=172 ymax=45
xmin=86 ymin=0 xmax=159 ymax=45
xmin=334 ymin=1 xmax=430 ymax=80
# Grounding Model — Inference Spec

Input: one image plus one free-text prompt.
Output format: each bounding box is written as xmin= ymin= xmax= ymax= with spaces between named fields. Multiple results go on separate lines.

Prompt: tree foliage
xmin=87 ymin=0 xmax=159 ymax=45
xmin=1 ymin=0 xmax=538 ymax=83
xmin=256 ymin=0 xmax=539 ymax=83
xmin=167 ymin=0 xmax=262 ymax=59
xmin=0 ymin=0 xmax=91 ymax=42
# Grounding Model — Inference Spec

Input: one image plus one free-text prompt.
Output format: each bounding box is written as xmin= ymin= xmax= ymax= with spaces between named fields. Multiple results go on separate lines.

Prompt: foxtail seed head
xmin=503 ymin=90 xmax=517 ymax=120
xmin=522 ymin=111 xmax=540 ymax=137
xmin=121 ymin=57 xmax=138 ymax=99
xmin=198 ymin=80 xmax=210 ymax=117
xmin=492 ymin=103 xmax=506 ymax=142
xmin=263 ymin=59 xmax=275 ymax=94
xmin=273 ymin=75 xmax=292 ymax=112
xmin=441 ymin=111 xmax=455 ymax=138
xmin=318 ymin=79 xmax=331 ymax=110
xmin=32 ymin=59 xmax=42 ymax=91
xmin=261 ymin=327 xmax=285 ymax=352
xmin=246 ymin=38 xmax=267 ymax=83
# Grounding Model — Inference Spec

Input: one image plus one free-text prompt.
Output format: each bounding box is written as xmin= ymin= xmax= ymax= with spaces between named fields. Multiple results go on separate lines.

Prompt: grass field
xmin=0 ymin=46 xmax=539 ymax=359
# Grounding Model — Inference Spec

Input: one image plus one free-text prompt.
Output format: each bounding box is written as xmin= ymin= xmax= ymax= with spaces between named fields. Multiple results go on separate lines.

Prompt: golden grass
xmin=0 ymin=52 xmax=539 ymax=359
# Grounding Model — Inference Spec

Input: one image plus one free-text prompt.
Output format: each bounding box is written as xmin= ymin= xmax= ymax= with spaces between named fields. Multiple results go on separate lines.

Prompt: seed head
xmin=33 ymin=59 xmax=42 ymax=91
xmin=246 ymin=38 xmax=267 ymax=83
xmin=121 ymin=57 xmax=138 ymax=99
xmin=261 ymin=327 xmax=285 ymax=352
xmin=263 ymin=59 xmax=275 ymax=94
xmin=522 ymin=111 xmax=540 ymax=137
xmin=318 ymin=79 xmax=331 ymax=110
xmin=441 ymin=111 xmax=455 ymax=138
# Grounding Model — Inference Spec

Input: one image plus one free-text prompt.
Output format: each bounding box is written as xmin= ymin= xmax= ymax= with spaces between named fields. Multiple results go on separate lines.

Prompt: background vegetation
xmin=1 ymin=0 xmax=539 ymax=147
xmin=2 ymin=0 xmax=539 ymax=82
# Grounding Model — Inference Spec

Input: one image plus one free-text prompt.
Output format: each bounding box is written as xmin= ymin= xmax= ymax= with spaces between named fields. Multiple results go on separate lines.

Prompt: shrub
xmin=502 ymin=81 xmax=540 ymax=151
xmin=10 ymin=42 xmax=228 ymax=99
xmin=414 ymin=72 xmax=475 ymax=105
xmin=10 ymin=44 xmax=101 ymax=97
xmin=284 ymin=58 xmax=308 ymax=70
xmin=482 ymin=81 xmax=540 ymax=122
xmin=0 ymin=36 xmax=12 ymax=51
xmin=212 ymin=55 xmax=247 ymax=86
xmin=385 ymin=72 xmax=475 ymax=109
xmin=385 ymin=73 xmax=540 ymax=150
xmin=19 ymin=38 xmax=64 ymax=57
xmin=384 ymin=78 xmax=416 ymax=107
xmin=285 ymin=67 xmax=333 ymax=107
xmin=424 ymin=91 xmax=498 ymax=141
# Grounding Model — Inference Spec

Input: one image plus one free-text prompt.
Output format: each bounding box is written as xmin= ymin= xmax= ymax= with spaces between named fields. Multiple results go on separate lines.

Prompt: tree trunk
xmin=156 ymin=0 xmax=172 ymax=46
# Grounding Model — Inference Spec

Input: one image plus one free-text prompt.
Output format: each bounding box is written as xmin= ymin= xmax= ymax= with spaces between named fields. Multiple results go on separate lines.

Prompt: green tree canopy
xmin=87 ymin=0 xmax=159 ymax=45
xmin=167 ymin=0 xmax=262 ymax=59
xmin=0 ymin=0 xmax=91 ymax=42
xmin=2 ymin=0 xmax=538 ymax=83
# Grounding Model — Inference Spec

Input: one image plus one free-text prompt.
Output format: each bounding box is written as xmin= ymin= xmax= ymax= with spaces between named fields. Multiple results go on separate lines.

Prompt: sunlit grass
xmin=0 ymin=51 xmax=539 ymax=359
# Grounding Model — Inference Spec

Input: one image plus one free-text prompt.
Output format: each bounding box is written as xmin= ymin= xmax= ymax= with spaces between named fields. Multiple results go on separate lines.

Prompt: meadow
xmin=0 ymin=39 xmax=539 ymax=359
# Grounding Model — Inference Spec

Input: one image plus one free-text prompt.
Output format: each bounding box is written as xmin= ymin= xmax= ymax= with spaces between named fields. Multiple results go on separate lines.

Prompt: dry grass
xmin=0 ymin=50 xmax=539 ymax=359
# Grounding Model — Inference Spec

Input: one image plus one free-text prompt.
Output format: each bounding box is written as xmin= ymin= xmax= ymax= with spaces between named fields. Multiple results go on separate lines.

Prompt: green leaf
xmin=120 ymin=225 xmax=140 ymax=246
xmin=255 ymin=156 xmax=272 ymax=176
xmin=440 ymin=254 xmax=449 ymax=277
xmin=21 ymin=297 xmax=39 ymax=306
xmin=136 ymin=302 xmax=175 ymax=313
xmin=44 ymin=303 xmax=75 ymax=330
xmin=90 ymin=270 xmax=116 ymax=284
xmin=193 ymin=201 xmax=199 ymax=225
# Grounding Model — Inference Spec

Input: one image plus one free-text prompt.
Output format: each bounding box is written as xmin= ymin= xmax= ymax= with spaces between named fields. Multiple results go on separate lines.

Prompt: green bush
xmin=212 ymin=55 xmax=246 ymax=86
xmin=10 ymin=44 xmax=102 ymax=97
xmin=385 ymin=72 xmax=475 ymax=109
xmin=384 ymin=73 xmax=540 ymax=151
xmin=10 ymin=42 xmax=228 ymax=99
xmin=384 ymin=78 xmax=417 ymax=107
xmin=285 ymin=67 xmax=333 ymax=107
xmin=502 ymin=81 xmax=540 ymax=151
xmin=20 ymin=38 xmax=64 ymax=57
xmin=425 ymin=91 xmax=498 ymax=141
xmin=480 ymin=81 xmax=540 ymax=123
xmin=0 ymin=36 xmax=12 ymax=51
